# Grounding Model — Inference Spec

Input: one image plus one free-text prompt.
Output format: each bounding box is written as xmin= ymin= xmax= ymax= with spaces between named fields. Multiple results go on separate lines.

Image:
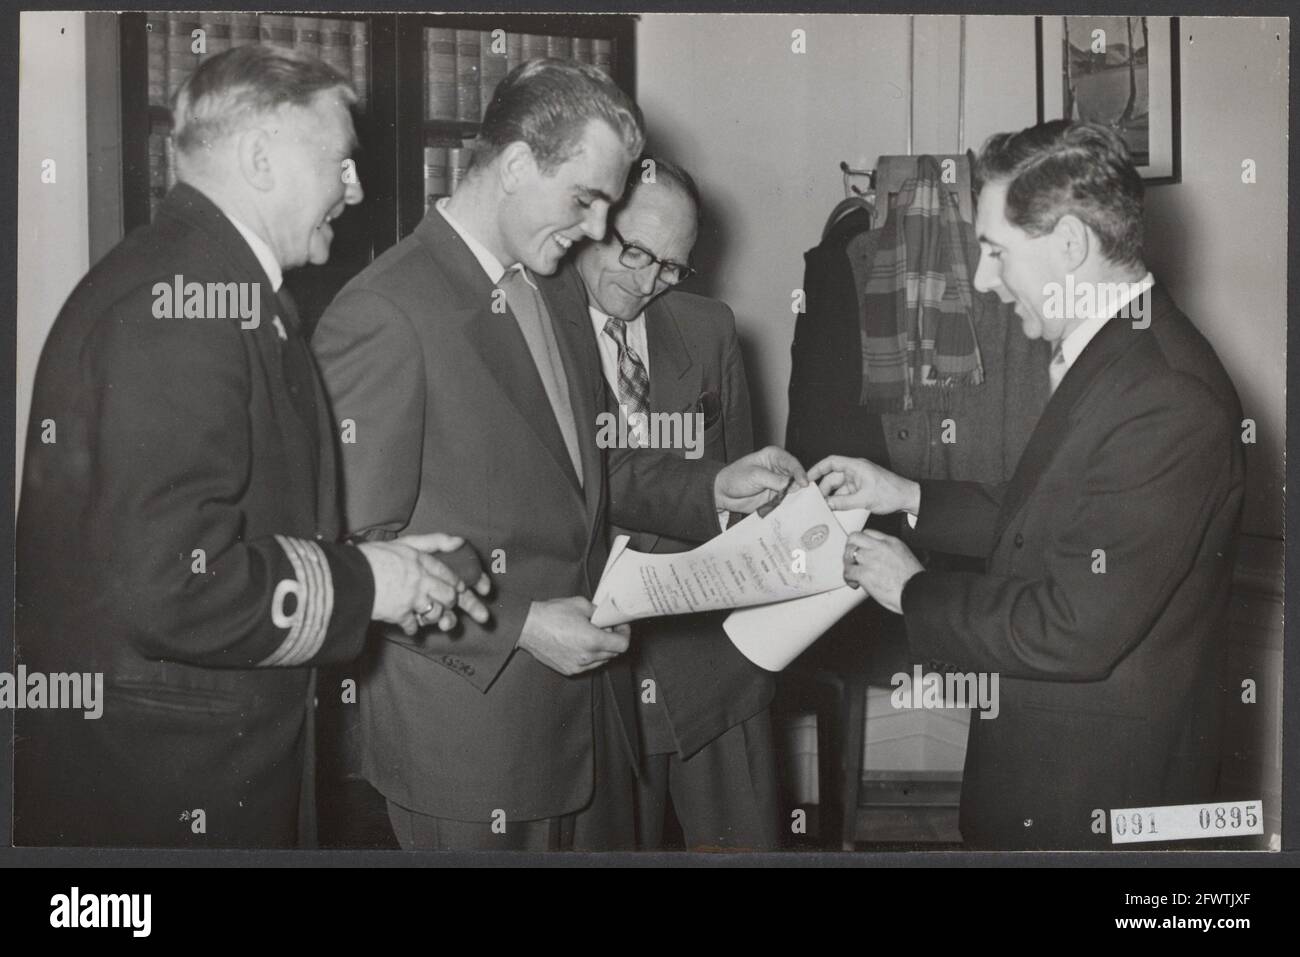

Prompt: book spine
xmin=455 ymin=29 xmax=481 ymax=122
xmin=165 ymin=12 xmax=199 ymax=103
xmin=259 ymin=14 xmax=295 ymax=51
xmin=145 ymin=14 xmax=167 ymax=108
xmin=505 ymin=31 xmax=523 ymax=76
xmin=292 ymin=16 xmax=321 ymax=61
xmin=479 ymin=30 xmax=509 ymax=114
xmin=521 ymin=33 xmax=548 ymax=61
xmin=320 ymin=19 xmax=353 ymax=82
xmin=593 ymin=38 xmax=614 ymax=76
xmin=229 ymin=13 xmax=259 ymax=48
xmin=546 ymin=35 xmax=572 ymax=61
xmin=198 ymin=12 xmax=231 ymax=62
xmin=424 ymin=146 xmax=450 ymax=209
xmin=425 ymin=27 xmax=457 ymax=121
xmin=350 ymin=20 xmax=369 ymax=110
xmin=448 ymin=147 xmax=471 ymax=194
xmin=572 ymin=36 xmax=594 ymax=65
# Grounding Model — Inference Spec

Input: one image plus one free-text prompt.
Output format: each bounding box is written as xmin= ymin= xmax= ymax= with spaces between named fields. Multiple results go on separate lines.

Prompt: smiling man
xmin=558 ymin=159 xmax=780 ymax=850
xmin=314 ymin=61 xmax=803 ymax=851
xmin=15 ymin=45 xmax=489 ymax=848
xmin=809 ymin=121 xmax=1245 ymax=850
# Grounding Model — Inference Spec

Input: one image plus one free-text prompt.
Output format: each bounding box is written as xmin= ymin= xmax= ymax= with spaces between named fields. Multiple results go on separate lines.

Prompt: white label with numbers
xmin=1109 ymin=800 xmax=1263 ymax=844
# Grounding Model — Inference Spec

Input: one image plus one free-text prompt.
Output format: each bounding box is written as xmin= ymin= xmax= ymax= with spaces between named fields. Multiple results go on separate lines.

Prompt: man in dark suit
xmin=14 ymin=46 xmax=487 ymax=848
xmin=810 ymin=121 xmax=1245 ymax=850
xmin=566 ymin=157 xmax=778 ymax=849
xmin=313 ymin=60 xmax=804 ymax=851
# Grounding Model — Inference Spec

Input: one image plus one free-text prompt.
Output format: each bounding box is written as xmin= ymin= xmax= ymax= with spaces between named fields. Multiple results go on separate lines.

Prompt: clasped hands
xmin=359 ymin=534 xmax=492 ymax=635
xmin=806 ymin=455 xmax=925 ymax=614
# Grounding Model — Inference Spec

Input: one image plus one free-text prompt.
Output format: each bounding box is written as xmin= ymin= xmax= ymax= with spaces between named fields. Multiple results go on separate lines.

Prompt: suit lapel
xmin=993 ymin=289 xmax=1167 ymax=542
xmin=646 ymin=295 xmax=700 ymax=413
xmin=414 ymin=213 xmax=584 ymax=495
xmin=165 ymin=185 xmax=330 ymax=530
xmin=539 ymin=265 xmax=607 ymax=529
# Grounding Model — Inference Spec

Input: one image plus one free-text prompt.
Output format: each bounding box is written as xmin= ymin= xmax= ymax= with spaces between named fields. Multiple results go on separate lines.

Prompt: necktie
xmin=1048 ymin=340 xmax=1067 ymax=395
xmin=603 ymin=317 xmax=650 ymax=416
xmin=275 ymin=286 xmax=320 ymax=463
xmin=497 ymin=268 xmax=584 ymax=484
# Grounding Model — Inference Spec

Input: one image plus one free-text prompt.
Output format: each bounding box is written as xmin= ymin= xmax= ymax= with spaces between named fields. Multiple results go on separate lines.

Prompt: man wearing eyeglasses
xmin=555 ymin=157 xmax=780 ymax=850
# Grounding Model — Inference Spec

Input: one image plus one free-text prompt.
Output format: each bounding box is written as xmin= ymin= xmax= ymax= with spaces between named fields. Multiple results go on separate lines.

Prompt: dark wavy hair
xmin=975 ymin=120 xmax=1145 ymax=268
xmin=470 ymin=58 xmax=644 ymax=174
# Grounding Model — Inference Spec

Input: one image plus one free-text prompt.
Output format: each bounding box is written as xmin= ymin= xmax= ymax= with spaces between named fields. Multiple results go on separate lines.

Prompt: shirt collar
xmin=589 ymin=304 xmax=645 ymax=330
xmin=1057 ymin=271 xmax=1154 ymax=370
xmin=436 ymin=196 xmax=516 ymax=285
xmin=225 ymin=213 xmax=283 ymax=293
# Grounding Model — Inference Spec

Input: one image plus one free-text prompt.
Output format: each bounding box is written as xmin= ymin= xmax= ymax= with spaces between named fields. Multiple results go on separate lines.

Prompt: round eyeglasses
xmin=609 ymin=227 xmax=696 ymax=285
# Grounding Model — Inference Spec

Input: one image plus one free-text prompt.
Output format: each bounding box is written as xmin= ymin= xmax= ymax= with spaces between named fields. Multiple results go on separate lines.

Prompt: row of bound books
xmin=425 ymin=28 xmax=614 ymax=123
xmin=145 ymin=13 xmax=370 ymax=113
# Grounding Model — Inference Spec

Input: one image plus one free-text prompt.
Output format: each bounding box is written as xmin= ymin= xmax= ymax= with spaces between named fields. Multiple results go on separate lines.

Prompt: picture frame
xmin=1036 ymin=16 xmax=1181 ymax=185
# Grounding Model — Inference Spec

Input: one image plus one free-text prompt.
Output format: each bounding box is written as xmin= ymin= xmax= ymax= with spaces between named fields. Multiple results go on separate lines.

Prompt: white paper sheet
xmin=723 ymin=506 xmax=871 ymax=672
xmin=590 ymin=484 xmax=851 ymax=628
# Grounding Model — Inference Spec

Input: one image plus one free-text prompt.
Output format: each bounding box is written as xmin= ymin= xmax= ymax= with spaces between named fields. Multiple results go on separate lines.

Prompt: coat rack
xmin=834 ymin=17 xmax=976 ymax=229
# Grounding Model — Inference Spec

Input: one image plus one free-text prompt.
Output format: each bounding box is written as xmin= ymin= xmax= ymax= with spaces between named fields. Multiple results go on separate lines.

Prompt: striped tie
xmin=1048 ymin=340 xmax=1067 ymax=395
xmin=603 ymin=317 xmax=650 ymax=416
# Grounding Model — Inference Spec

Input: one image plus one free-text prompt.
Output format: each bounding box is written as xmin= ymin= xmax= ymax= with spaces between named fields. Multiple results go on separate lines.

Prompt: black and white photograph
xmin=3 ymin=7 xmax=1289 ymax=873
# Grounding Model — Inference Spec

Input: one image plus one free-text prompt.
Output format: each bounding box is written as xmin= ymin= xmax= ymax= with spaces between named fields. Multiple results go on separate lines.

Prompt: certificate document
xmin=590 ymin=484 xmax=853 ymax=628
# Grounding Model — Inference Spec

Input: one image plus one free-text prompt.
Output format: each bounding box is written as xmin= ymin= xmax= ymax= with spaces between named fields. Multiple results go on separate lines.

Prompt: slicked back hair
xmin=172 ymin=44 xmax=356 ymax=157
xmin=469 ymin=58 xmax=644 ymax=175
xmin=975 ymin=120 xmax=1145 ymax=268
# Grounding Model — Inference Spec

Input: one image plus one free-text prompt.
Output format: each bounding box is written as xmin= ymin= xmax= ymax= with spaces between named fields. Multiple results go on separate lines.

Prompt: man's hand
xmin=517 ymin=596 xmax=631 ymax=676
xmin=843 ymin=529 xmax=925 ymax=614
xmin=808 ymin=454 xmax=921 ymax=516
xmin=359 ymin=533 xmax=492 ymax=636
xmin=714 ymin=445 xmax=809 ymax=513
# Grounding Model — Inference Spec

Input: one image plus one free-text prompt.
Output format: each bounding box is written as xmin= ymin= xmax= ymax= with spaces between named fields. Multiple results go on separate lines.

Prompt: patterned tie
xmin=603 ymin=317 xmax=650 ymax=416
xmin=1048 ymin=340 xmax=1067 ymax=395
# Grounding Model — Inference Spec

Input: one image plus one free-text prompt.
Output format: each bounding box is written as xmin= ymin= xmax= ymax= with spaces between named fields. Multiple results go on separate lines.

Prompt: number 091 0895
xmin=1109 ymin=800 xmax=1263 ymax=844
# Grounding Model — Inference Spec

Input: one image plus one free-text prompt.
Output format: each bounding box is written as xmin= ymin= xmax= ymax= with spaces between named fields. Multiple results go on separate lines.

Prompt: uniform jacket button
xmin=1013 ymin=532 xmax=1025 ymax=547
xmin=897 ymin=428 xmax=909 ymax=440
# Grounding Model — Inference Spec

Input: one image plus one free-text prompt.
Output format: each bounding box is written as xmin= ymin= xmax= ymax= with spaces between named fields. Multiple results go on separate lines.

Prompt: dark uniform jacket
xmin=15 ymin=184 xmax=375 ymax=848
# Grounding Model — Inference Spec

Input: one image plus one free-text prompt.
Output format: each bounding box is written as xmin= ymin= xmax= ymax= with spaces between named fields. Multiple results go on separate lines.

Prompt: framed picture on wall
xmin=1036 ymin=16 xmax=1181 ymax=184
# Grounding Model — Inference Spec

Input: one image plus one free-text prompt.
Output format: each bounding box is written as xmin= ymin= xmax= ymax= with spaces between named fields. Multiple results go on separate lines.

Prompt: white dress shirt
xmin=226 ymin=214 xmax=283 ymax=293
xmin=1050 ymin=271 xmax=1154 ymax=393
xmin=436 ymin=195 xmax=529 ymax=287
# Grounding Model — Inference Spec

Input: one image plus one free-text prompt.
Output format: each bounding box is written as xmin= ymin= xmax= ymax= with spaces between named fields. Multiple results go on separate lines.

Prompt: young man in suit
xmin=15 ymin=46 xmax=487 ymax=848
xmin=313 ymin=60 xmax=804 ymax=851
xmin=564 ymin=158 xmax=779 ymax=849
xmin=810 ymin=121 xmax=1245 ymax=850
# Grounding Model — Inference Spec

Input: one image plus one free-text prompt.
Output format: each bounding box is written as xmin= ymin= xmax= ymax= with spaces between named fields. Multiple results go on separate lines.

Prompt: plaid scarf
xmin=859 ymin=155 xmax=985 ymax=412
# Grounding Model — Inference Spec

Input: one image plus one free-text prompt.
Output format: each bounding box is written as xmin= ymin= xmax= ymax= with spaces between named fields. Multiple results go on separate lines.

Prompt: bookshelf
xmin=394 ymin=14 xmax=636 ymax=239
xmin=114 ymin=12 xmax=636 ymax=336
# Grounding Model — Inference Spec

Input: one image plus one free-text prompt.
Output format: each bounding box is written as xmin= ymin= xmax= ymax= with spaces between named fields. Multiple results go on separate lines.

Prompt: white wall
xmin=638 ymin=13 xmax=1287 ymax=538
xmin=17 ymin=12 xmax=90 ymax=502
xmin=1143 ymin=18 xmax=1288 ymax=538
